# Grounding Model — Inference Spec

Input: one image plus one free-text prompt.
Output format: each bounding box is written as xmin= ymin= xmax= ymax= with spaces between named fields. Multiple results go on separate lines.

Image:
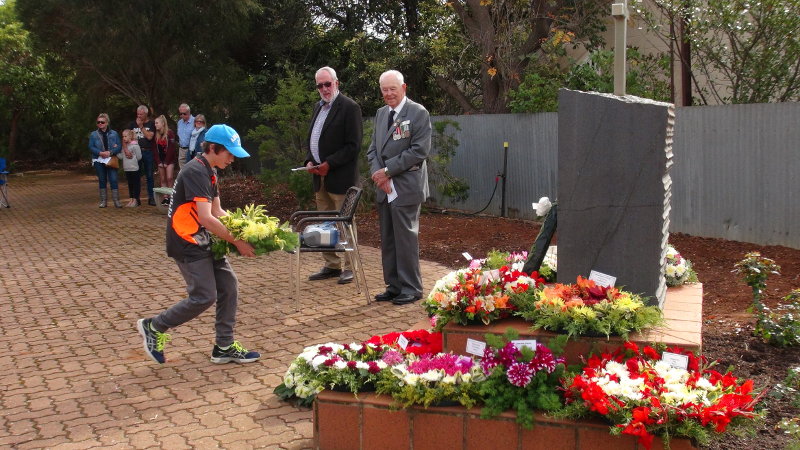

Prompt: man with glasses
xmin=303 ymin=66 xmax=363 ymax=285
xmin=177 ymin=103 xmax=195 ymax=170
xmin=126 ymin=105 xmax=157 ymax=206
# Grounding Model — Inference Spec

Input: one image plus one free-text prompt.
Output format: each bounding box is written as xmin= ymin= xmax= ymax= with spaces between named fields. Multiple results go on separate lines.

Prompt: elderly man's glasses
xmin=179 ymin=112 xmax=189 ymax=116
xmin=316 ymin=81 xmax=333 ymax=89
xmin=96 ymin=121 xmax=106 ymax=124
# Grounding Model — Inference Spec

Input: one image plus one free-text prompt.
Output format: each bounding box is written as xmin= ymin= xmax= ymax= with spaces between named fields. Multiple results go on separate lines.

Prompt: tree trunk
xmin=434 ymin=76 xmax=479 ymax=114
xmin=8 ymin=110 xmax=21 ymax=161
xmin=481 ymin=64 xmax=508 ymax=114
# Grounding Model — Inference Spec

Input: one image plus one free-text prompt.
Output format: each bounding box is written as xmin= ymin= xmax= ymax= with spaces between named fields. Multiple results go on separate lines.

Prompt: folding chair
xmin=287 ymin=186 xmax=370 ymax=305
xmin=153 ymin=187 xmax=174 ymax=214
xmin=0 ymin=157 xmax=9 ymax=208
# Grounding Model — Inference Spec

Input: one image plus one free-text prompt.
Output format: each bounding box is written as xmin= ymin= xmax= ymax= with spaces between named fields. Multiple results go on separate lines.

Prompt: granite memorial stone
xmin=557 ymin=89 xmax=674 ymax=307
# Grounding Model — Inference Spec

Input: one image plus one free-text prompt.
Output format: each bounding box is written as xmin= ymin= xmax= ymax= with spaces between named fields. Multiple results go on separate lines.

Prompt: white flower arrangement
xmin=543 ymin=246 xmax=558 ymax=273
xmin=589 ymin=358 xmax=729 ymax=407
xmin=275 ymin=341 xmax=395 ymax=406
xmin=533 ymin=197 xmax=553 ymax=217
xmin=664 ymin=244 xmax=698 ymax=287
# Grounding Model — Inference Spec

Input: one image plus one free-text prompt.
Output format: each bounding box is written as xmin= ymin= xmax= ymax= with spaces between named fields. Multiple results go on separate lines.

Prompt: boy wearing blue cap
xmin=137 ymin=124 xmax=260 ymax=365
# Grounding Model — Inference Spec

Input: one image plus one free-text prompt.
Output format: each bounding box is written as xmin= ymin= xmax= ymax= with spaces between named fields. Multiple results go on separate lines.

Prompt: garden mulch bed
xmin=222 ymin=175 xmax=800 ymax=449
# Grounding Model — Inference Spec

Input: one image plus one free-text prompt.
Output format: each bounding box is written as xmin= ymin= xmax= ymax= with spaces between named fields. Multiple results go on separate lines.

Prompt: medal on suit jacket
xmin=391 ymin=119 xmax=402 ymax=140
xmin=400 ymin=120 xmax=411 ymax=138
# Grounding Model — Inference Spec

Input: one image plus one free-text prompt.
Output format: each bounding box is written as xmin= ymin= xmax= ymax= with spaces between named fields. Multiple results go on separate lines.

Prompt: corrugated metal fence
xmin=428 ymin=102 xmax=800 ymax=249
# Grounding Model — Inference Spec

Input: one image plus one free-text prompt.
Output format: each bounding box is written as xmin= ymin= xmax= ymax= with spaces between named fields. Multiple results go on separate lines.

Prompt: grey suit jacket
xmin=366 ymin=98 xmax=431 ymax=206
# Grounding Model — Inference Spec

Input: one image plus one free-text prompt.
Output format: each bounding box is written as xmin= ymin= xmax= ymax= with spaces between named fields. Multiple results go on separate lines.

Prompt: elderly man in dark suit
xmin=304 ymin=66 xmax=363 ymax=285
xmin=366 ymin=70 xmax=432 ymax=305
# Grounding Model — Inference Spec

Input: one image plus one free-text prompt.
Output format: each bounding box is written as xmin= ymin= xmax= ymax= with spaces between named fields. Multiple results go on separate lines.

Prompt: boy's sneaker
xmin=137 ymin=318 xmax=171 ymax=364
xmin=210 ymin=341 xmax=261 ymax=364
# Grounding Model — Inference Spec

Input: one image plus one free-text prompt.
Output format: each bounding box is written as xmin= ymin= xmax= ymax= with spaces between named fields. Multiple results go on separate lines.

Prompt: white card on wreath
xmin=588 ymin=270 xmax=616 ymax=287
xmin=462 ymin=252 xmax=473 ymax=261
xmin=661 ymin=351 xmax=689 ymax=370
xmin=465 ymin=338 xmax=486 ymax=357
xmin=396 ymin=335 xmax=410 ymax=350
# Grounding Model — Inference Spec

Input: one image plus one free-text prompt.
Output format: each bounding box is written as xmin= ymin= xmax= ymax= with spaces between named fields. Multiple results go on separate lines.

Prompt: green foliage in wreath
xmin=514 ymin=278 xmax=664 ymax=339
xmin=477 ymin=330 xmax=567 ymax=429
xmin=211 ymin=204 xmax=298 ymax=259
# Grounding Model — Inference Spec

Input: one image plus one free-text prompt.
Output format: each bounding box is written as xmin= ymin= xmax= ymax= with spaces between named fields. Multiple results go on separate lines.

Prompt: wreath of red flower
xmin=366 ymin=329 xmax=443 ymax=356
xmin=563 ymin=343 xmax=762 ymax=449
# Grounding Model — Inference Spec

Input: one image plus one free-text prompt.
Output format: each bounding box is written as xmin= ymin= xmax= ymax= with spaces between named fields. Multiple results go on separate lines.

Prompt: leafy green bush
xmin=754 ymin=290 xmax=800 ymax=347
xmin=508 ymin=64 xmax=565 ymax=113
xmin=771 ymin=366 xmax=800 ymax=407
xmin=509 ymin=48 xmax=671 ymax=114
xmin=733 ymin=252 xmax=781 ymax=307
xmin=248 ymin=70 xmax=318 ymax=208
xmin=773 ymin=366 xmax=800 ymax=448
xmin=779 ymin=417 xmax=800 ymax=450
xmin=733 ymin=253 xmax=800 ymax=347
xmin=566 ymin=49 xmax=671 ymax=102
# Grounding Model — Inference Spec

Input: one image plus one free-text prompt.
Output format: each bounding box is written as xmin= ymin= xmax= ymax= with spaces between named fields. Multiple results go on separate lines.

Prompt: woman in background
xmin=187 ymin=114 xmax=208 ymax=164
xmin=153 ymin=114 xmax=177 ymax=204
xmin=88 ymin=113 xmax=122 ymax=208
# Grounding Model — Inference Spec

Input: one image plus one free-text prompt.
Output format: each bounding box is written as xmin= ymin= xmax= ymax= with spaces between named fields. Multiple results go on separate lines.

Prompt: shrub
xmin=754 ymin=290 xmax=800 ymax=347
xmin=733 ymin=253 xmax=800 ymax=347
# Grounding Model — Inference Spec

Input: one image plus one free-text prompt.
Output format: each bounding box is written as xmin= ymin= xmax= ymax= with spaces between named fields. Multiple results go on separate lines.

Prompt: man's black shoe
xmin=391 ymin=294 xmax=422 ymax=305
xmin=374 ymin=291 xmax=399 ymax=302
xmin=308 ymin=267 xmax=342 ymax=281
xmin=337 ymin=270 xmax=354 ymax=284
xmin=147 ymin=197 xmax=156 ymax=206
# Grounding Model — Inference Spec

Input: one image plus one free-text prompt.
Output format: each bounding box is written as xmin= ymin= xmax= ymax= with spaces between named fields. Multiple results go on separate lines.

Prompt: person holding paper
xmin=366 ymin=70 xmax=432 ymax=305
xmin=88 ymin=113 xmax=122 ymax=208
xmin=303 ymin=66 xmax=363 ymax=285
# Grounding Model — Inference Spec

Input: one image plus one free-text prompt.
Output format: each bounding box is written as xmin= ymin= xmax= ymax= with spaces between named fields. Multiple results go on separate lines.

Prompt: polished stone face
xmin=557 ymin=89 xmax=674 ymax=308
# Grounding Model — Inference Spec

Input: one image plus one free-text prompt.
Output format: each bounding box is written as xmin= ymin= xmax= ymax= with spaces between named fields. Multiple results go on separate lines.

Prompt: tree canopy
xmin=15 ymin=0 xmax=262 ymax=116
xmin=0 ymin=0 xmax=71 ymax=160
xmin=4 ymin=0 xmax=797 ymax=163
xmin=637 ymin=0 xmax=800 ymax=104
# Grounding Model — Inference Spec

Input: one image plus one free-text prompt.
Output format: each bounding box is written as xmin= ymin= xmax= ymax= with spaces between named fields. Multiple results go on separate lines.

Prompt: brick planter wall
xmin=314 ymin=391 xmax=697 ymax=450
xmin=442 ymin=284 xmax=703 ymax=365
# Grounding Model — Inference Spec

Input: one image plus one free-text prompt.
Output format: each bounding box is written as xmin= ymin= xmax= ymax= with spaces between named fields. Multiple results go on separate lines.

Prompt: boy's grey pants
xmin=152 ymin=256 xmax=238 ymax=347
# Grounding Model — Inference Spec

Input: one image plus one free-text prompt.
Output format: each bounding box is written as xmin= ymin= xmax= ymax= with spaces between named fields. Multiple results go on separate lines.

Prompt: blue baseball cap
xmin=203 ymin=124 xmax=250 ymax=158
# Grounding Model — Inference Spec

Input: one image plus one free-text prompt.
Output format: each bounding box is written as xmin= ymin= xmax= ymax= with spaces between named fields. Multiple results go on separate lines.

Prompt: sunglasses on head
xmin=97 ymin=121 xmax=106 ymax=124
xmin=316 ymin=81 xmax=333 ymax=89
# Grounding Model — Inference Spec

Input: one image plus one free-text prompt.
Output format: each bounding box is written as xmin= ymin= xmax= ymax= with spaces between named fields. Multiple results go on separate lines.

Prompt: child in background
xmin=120 ymin=129 xmax=143 ymax=207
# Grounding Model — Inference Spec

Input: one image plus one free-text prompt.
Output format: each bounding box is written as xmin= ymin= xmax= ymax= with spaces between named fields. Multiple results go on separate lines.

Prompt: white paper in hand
xmin=387 ymin=180 xmax=398 ymax=202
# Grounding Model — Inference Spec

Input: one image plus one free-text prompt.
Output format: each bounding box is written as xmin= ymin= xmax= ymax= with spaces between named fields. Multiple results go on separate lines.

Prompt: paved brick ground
xmin=0 ymin=170 xmax=449 ymax=449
